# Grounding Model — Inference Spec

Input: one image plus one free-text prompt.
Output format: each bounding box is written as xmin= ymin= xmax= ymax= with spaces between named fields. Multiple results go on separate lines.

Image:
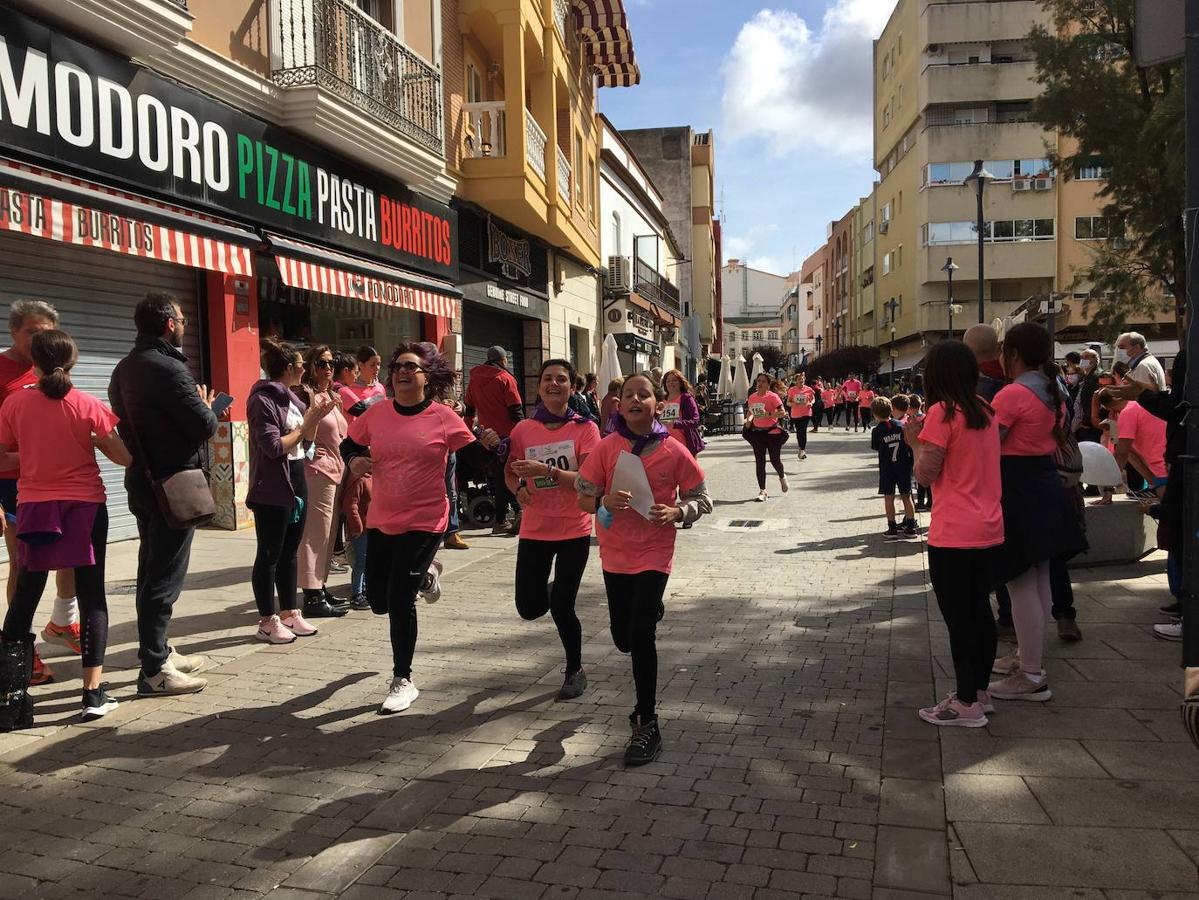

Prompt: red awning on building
xmin=0 ymin=158 xmax=257 ymax=275
xmin=265 ymin=234 xmax=459 ymax=320
xmin=572 ymin=0 xmax=641 ymax=87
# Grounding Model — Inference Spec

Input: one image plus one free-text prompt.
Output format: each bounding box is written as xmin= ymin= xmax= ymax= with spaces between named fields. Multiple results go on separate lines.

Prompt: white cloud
xmin=721 ymin=1 xmax=893 ymax=159
xmin=724 ymin=223 xmax=783 ymax=274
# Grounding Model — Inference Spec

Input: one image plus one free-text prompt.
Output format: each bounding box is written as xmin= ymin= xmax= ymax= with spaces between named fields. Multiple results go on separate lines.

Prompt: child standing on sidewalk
xmin=871 ymin=397 xmax=917 ymax=539
xmin=909 ymin=395 xmax=932 ymax=511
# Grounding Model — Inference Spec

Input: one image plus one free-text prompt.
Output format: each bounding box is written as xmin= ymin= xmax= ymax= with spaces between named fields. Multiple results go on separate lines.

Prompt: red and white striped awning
xmin=267 ymin=234 xmax=459 ymax=320
xmin=0 ymin=158 xmax=256 ymax=275
xmin=572 ymin=0 xmax=640 ymax=88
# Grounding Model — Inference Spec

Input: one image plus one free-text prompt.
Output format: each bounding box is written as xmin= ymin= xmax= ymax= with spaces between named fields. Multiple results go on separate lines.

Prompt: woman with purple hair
xmin=340 ymin=342 xmax=500 ymax=715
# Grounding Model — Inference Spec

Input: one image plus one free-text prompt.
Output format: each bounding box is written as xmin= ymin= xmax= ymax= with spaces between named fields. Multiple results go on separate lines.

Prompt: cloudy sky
xmin=601 ymin=0 xmax=894 ymax=277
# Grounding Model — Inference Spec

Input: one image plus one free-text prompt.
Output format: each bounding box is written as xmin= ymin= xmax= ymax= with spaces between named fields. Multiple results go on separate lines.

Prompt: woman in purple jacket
xmin=247 ymin=339 xmax=332 ymax=644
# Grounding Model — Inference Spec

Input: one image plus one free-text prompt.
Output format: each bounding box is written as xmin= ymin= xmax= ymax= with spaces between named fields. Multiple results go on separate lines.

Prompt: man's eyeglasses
xmin=171 ymin=315 xmax=188 ymax=327
xmin=392 ymin=361 xmax=426 ymax=374
xmin=314 ymin=359 xmax=333 ymax=369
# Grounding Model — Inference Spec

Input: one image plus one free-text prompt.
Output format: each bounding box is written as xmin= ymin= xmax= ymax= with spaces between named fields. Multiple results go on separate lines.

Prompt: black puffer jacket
xmin=109 ymin=336 xmax=218 ymax=485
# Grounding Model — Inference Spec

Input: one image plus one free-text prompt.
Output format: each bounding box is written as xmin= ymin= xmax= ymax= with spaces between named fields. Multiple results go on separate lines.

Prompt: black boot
xmin=302 ymin=588 xmax=348 ymax=618
xmin=320 ymin=588 xmax=352 ymax=612
xmin=0 ymin=635 xmax=34 ymax=733
xmin=624 ymin=714 xmax=662 ymax=766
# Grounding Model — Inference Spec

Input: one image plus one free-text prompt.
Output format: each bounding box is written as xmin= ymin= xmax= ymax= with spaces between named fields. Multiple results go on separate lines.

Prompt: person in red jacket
xmin=465 ymin=346 xmax=524 ymax=534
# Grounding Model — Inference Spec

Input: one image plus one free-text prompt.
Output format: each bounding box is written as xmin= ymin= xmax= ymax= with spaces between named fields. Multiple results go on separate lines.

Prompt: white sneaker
xmin=380 ymin=677 xmax=419 ymax=714
xmin=756 ymin=490 xmax=768 ymax=502
xmin=799 ymin=451 xmax=807 ymax=460
xmin=779 ymin=474 xmax=789 ymax=494
xmin=422 ymin=559 xmax=444 ymax=604
xmin=1154 ymin=621 xmax=1183 ymax=641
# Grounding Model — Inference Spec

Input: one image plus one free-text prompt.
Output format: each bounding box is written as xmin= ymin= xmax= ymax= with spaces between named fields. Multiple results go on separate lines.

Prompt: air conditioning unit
xmin=1012 ymin=178 xmax=1032 ymax=193
xmin=879 ymin=221 xmax=890 ymax=234
xmin=1033 ymin=176 xmax=1054 ymax=191
xmin=606 ymin=256 xmax=631 ymax=295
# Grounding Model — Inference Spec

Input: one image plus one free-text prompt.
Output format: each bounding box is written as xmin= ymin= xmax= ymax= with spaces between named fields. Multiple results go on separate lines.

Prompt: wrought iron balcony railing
xmin=634 ymin=258 xmax=681 ymax=313
xmin=270 ymin=0 xmax=443 ymax=153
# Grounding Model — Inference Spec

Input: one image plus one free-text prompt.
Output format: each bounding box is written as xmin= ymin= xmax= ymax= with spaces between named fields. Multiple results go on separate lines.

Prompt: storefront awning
xmin=572 ymin=0 xmax=641 ymax=87
xmin=0 ymin=158 xmax=258 ymax=275
xmin=265 ymin=234 xmax=460 ymax=320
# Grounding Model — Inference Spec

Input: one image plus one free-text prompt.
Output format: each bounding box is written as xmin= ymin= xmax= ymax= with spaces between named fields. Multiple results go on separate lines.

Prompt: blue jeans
xmin=445 ymin=452 xmax=460 ymax=536
xmin=347 ymin=533 xmax=368 ymax=598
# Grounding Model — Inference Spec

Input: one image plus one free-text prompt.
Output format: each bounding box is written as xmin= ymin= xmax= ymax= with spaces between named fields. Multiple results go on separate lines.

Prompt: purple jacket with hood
xmin=247 ymin=379 xmax=307 ymax=508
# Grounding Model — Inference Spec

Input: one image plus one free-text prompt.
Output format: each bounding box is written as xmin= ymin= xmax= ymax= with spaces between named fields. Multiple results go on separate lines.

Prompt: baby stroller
xmin=455 ymin=450 xmax=498 ymax=528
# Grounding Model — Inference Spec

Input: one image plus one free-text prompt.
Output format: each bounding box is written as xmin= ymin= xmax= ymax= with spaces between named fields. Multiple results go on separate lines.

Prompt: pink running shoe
xmin=256 ymin=616 xmax=297 ymax=645
xmin=987 ymin=672 xmax=1052 ymax=702
xmin=991 ymin=651 xmax=1021 ymax=677
xmin=978 ymin=690 xmax=995 ymax=714
xmin=280 ymin=612 xmax=318 ymax=637
xmin=918 ymin=694 xmax=988 ymax=728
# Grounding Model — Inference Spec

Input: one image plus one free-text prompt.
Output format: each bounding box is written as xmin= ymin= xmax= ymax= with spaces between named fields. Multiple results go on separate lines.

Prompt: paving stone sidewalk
xmin=0 ymin=429 xmax=1194 ymax=900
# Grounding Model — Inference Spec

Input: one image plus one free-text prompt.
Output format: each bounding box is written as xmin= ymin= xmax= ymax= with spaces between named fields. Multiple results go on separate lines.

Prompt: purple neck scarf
xmin=616 ymin=415 xmax=669 ymax=456
xmin=532 ymin=402 xmax=585 ymax=425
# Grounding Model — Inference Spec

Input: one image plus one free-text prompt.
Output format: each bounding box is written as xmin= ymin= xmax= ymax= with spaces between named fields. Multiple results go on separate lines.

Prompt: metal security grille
xmin=0 ymin=230 xmax=202 ymax=550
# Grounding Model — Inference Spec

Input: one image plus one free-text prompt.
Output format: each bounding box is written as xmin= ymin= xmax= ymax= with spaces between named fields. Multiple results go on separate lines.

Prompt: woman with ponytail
xmin=505 ymin=359 xmax=601 ymax=700
xmin=0 ymin=330 xmax=131 ymax=728
xmin=575 ymin=373 xmax=712 ymax=765
xmin=987 ymin=323 xmax=1086 ymax=703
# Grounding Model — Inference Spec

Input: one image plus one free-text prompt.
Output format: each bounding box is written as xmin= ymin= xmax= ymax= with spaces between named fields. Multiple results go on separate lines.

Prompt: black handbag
xmin=120 ymin=391 xmax=215 ymax=530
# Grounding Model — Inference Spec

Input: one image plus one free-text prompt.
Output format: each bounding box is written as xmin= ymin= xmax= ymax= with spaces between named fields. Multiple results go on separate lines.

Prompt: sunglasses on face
xmin=392 ymin=361 xmax=426 ymax=374
xmin=314 ymin=359 xmax=333 ymax=369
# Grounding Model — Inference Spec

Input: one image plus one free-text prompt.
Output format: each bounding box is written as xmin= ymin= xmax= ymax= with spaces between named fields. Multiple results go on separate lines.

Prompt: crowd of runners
xmin=0 ymin=290 xmax=1183 ymax=757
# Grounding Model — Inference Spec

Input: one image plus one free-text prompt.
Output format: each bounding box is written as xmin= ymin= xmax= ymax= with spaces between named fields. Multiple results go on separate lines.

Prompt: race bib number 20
xmin=526 ymin=440 xmax=578 ymax=489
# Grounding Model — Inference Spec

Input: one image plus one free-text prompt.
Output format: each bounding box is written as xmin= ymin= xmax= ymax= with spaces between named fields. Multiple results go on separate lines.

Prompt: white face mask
xmin=1115 ymin=348 xmax=1130 ymax=364
xmin=1066 ymin=373 xmax=1081 ymax=386
xmin=1079 ymin=359 xmax=1094 ymax=372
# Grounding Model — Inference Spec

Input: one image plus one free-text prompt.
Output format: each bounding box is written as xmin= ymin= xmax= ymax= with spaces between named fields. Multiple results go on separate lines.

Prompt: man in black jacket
xmin=109 ymin=293 xmax=218 ymax=695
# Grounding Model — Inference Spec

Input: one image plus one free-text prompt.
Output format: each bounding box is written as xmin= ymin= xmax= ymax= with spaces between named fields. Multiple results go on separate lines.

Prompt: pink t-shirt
xmin=918 ymin=401 xmax=1004 ymax=549
xmin=993 ymin=382 xmax=1061 ymax=457
xmin=858 ymin=389 xmax=875 ymax=409
xmin=507 ymin=418 xmax=601 ymax=540
xmin=1117 ymin=401 xmax=1167 ymax=479
xmin=746 ymin=390 xmax=783 ymax=428
xmin=0 ymin=385 xmax=118 ymax=503
xmin=578 ymin=433 xmax=705 ymax=575
xmin=339 ymin=382 xmax=386 ymax=419
xmin=843 ymin=379 xmax=863 ymax=402
xmin=786 ymin=385 xmax=814 ymax=418
xmin=820 ymin=389 xmax=836 ymax=406
xmin=348 ymin=400 xmax=475 ymax=534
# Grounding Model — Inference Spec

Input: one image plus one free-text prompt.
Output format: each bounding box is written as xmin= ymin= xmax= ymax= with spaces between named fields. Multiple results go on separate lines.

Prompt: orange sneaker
xmin=41 ymin=621 xmax=82 ymax=655
xmin=30 ymin=649 xmax=54 ymax=686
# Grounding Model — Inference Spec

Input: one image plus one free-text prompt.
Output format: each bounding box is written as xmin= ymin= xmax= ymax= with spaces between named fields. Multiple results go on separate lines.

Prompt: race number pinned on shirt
xmin=749 ymin=402 xmax=766 ymax=417
xmin=661 ymin=402 xmax=681 ymax=423
xmin=527 ymin=440 xmax=577 ymax=489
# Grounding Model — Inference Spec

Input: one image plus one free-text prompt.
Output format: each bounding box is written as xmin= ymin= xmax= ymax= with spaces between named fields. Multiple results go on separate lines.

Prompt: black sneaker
xmin=1057 ymin=618 xmax=1082 ymax=642
xmin=624 ymin=715 xmax=662 ymax=766
xmin=902 ymin=518 xmax=919 ymax=538
xmin=81 ymin=684 xmax=118 ymax=722
xmin=1161 ymin=601 xmax=1182 ymax=617
xmin=884 ymin=522 xmax=900 ymax=540
xmin=347 ymin=593 xmax=372 ymax=611
xmin=557 ymin=668 xmax=588 ymax=700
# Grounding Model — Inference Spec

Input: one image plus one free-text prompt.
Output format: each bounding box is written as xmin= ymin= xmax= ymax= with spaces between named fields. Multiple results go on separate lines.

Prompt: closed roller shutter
xmin=462 ymin=306 xmax=526 ymax=403
xmin=0 ymin=231 xmax=202 ymax=547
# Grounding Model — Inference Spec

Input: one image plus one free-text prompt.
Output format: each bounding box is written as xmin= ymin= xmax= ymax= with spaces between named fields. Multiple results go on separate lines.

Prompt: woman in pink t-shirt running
xmin=576 ymin=373 xmax=711 ymax=766
xmin=342 ymin=342 xmax=500 ymax=716
xmin=505 ymin=359 xmax=601 ymax=701
xmin=743 ymin=373 xmax=789 ymax=501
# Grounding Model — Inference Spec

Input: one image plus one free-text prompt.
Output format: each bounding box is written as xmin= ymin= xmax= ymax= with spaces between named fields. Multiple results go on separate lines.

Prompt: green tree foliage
xmin=1029 ymin=0 xmax=1183 ymax=342
xmin=803 ymin=346 xmax=882 ymax=383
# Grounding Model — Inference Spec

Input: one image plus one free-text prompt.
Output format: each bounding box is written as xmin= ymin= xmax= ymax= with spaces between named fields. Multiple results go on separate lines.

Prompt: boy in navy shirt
xmin=870 ymin=396 xmax=917 ymax=539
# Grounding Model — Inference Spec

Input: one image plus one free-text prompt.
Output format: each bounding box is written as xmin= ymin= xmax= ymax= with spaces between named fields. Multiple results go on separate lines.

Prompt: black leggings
xmin=603 ymin=569 xmax=669 ymax=719
xmin=826 ymin=407 xmax=837 ymax=427
xmin=747 ymin=430 xmax=786 ymax=489
xmin=811 ymin=405 xmax=822 ymax=430
xmin=515 ymin=536 xmax=589 ymax=672
xmin=366 ymin=529 xmax=443 ymax=679
xmin=928 ymin=545 xmax=998 ymax=704
xmin=846 ymin=404 xmax=860 ymax=430
xmin=917 ymin=484 xmax=932 ymax=508
xmin=3 ymin=506 xmax=109 ymax=668
xmin=790 ymin=417 xmax=809 ymax=451
xmin=249 ymin=460 xmax=308 ymax=618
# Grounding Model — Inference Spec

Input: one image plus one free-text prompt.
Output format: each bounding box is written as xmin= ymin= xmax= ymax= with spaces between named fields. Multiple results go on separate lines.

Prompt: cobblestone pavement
xmin=0 ymin=430 xmax=1195 ymax=900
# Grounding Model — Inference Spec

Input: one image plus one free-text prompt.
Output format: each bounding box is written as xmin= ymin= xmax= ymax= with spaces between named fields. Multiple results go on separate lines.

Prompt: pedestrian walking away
xmin=908 ymin=341 xmax=1003 ymax=727
xmin=109 ymin=292 xmax=218 ymax=697
xmin=0 ymin=300 xmax=80 ymax=686
xmin=987 ymin=324 xmax=1086 ymax=703
xmin=0 ymin=330 xmax=132 ymax=729
xmin=505 ymin=359 xmax=601 ymax=700
xmin=785 ymin=373 xmax=815 ymax=459
xmin=743 ymin=373 xmax=790 ymax=501
xmin=247 ymin=339 xmax=334 ymax=645
xmin=871 ymin=397 xmax=918 ymax=538
xmin=341 ymin=342 xmax=500 ymax=716
xmin=295 ymin=345 xmax=352 ymax=620
xmin=576 ymin=372 xmax=711 ymax=765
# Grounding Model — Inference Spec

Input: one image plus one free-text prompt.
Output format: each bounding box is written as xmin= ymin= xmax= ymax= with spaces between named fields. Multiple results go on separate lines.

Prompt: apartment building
xmin=779 ymin=279 xmax=815 ymax=369
xmin=825 ymin=209 xmax=858 ymax=352
xmin=1 ymin=0 xmax=460 ymax=530
xmin=852 ymin=187 xmax=880 ymax=348
xmin=446 ymin=0 xmax=638 ymax=399
xmin=800 ymin=246 xmax=827 ymax=356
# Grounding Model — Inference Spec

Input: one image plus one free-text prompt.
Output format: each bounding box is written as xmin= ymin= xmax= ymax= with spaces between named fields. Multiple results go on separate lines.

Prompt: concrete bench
xmin=1070 ymin=495 xmax=1158 ymax=567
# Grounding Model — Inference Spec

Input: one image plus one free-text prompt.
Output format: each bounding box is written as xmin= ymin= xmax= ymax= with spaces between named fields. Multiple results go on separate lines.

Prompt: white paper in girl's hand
xmin=612 ymin=451 xmax=654 ymax=519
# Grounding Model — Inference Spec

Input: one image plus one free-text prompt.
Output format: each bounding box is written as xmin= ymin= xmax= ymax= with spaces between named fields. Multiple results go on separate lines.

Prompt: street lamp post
xmin=815 ymin=335 xmax=823 ymax=356
xmin=834 ymin=319 xmax=842 ymax=349
xmin=963 ymin=160 xmax=996 ymax=324
xmin=884 ymin=296 xmax=899 ymax=391
xmin=942 ymin=257 xmax=960 ymax=338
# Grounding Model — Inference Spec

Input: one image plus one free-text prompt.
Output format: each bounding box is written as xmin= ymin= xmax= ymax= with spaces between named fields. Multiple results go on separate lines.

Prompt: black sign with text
xmin=0 ymin=8 xmax=457 ymax=281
